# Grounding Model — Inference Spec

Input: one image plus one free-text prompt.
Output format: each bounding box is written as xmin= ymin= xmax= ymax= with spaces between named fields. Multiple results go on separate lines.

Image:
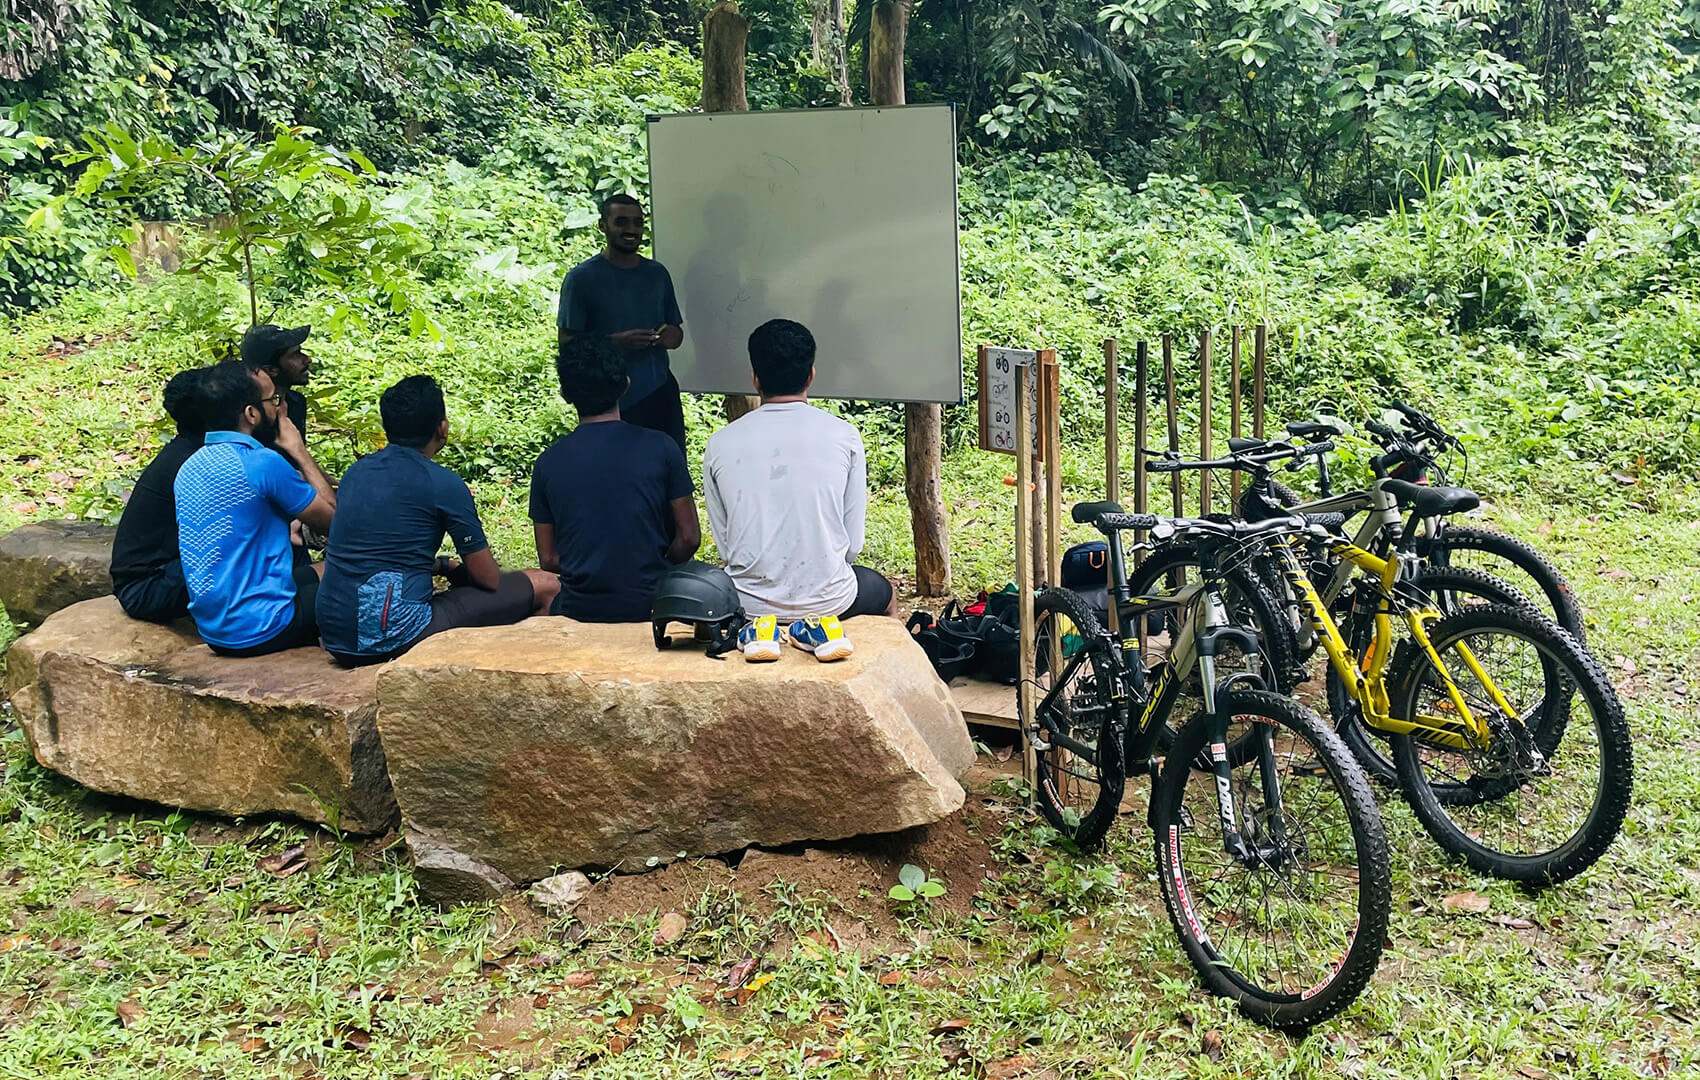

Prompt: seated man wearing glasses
xmin=174 ymin=363 xmax=337 ymax=657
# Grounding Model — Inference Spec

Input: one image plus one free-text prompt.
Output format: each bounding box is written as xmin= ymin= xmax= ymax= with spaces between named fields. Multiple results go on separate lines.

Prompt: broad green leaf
xmin=887 ymin=885 xmax=915 ymax=901
xmin=898 ymin=863 xmax=926 ymax=890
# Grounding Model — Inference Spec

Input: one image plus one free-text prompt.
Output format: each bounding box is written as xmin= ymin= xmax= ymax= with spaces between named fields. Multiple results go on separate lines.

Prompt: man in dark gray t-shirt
xmin=556 ymin=194 xmax=687 ymax=453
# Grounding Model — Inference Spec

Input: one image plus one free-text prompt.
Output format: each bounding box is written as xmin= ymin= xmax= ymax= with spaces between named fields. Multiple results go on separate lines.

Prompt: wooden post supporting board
xmin=1198 ymin=328 xmax=1213 ymax=515
xmin=1163 ymin=333 xmax=1181 ymax=516
xmin=1230 ymin=327 xmax=1243 ymax=502
xmin=1104 ymin=338 xmax=1120 ymax=505
xmin=1014 ymin=363 xmax=1037 ymax=793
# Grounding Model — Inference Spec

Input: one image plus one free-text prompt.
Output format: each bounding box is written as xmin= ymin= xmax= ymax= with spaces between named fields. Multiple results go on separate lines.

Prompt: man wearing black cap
xmin=109 ymin=368 xmax=210 ymax=623
xmin=240 ymin=323 xmax=313 ymax=437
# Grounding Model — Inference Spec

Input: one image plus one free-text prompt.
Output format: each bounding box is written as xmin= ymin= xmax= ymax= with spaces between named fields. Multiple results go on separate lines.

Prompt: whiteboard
xmin=647 ymin=104 xmax=962 ymax=403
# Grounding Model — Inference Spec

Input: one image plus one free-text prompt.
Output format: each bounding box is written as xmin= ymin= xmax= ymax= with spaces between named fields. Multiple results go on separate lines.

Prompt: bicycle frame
xmin=1267 ymin=536 xmax=1518 ymax=751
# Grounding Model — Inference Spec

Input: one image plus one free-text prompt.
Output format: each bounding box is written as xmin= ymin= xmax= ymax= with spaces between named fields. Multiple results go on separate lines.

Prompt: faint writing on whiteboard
xmin=981 ymin=347 xmax=1039 ymax=455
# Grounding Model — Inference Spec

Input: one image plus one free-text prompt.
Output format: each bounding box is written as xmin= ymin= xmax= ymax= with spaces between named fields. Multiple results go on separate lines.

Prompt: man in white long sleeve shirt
xmin=703 ymin=319 xmax=897 ymax=624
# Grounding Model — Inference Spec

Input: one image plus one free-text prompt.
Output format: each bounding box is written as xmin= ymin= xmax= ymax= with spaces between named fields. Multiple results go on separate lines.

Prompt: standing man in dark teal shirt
xmin=556 ymin=193 xmax=687 ymax=454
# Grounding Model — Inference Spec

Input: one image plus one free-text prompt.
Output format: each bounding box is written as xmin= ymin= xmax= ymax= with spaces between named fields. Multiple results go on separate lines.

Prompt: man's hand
xmin=610 ymin=328 xmax=660 ymax=350
xmin=274 ymin=414 xmax=307 ymax=458
xmin=435 ymin=556 xmax=473 ymax=588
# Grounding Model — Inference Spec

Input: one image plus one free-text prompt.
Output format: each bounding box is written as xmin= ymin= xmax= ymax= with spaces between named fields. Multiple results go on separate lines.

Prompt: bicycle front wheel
xmin=1152 ymin=689 xmax=1390 ymax=1030
xmin=1033 ymin=588 xmax=1127 ymax=849
xmin=1389 ymin=604 xmax=1632 ymax=885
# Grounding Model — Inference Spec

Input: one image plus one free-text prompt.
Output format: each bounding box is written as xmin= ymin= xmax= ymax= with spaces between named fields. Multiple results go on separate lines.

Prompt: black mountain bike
xmin=1028 ymin=504 xmax=1389 ymax=1030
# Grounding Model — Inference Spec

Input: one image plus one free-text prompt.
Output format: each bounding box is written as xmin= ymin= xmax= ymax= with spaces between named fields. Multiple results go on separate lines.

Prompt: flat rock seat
xmin=5 ymin=599 xmax=974 ymax=903
xmin=0 ymin=519 xmax=116 ymax=626
xmin=4 ymin=597 xmax=398 ymax=833
xmin=378 ymin=617 xmax=973 ymax=897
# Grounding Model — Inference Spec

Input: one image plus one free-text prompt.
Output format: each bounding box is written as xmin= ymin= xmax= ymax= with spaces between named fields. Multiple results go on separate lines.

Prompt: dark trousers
xmin=622 ymin=374 xmax=687 ymax=456
xmin=114 ymin=559 xmax=190 ymax=624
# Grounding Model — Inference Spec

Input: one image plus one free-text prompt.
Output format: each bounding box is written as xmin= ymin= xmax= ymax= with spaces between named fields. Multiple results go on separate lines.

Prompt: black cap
xmin=240 ymin=324 xmax=310 ymax=369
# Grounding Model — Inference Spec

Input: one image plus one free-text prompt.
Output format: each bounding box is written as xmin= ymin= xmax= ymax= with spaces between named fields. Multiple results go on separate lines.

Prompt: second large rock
xmin=377 ymin=617 xmax=973 ymax=884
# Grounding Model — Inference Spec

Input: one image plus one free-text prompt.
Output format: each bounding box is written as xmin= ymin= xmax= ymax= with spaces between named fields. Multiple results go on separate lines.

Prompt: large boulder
xmin=4 ymin=597 xmax=397 ymax=833
xmin=0 ymin=519 xmax=115 ymax=626
xmin=378 ymin=617 xmax=972 ymax=887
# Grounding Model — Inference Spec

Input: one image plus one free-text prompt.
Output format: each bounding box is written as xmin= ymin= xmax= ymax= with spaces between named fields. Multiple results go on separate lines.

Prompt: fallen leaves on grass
xmin=931 ymin=1018 xmax=972 ymax=1036
xmin=562 ymin=970 xmax=597 ymax=989
xmin=335 ymin=1024 xmax=373 ymax=1050
xmin=653 ymin=911 xmax=687 ymax=946
xmin=116 ymin=999 xmax=146 ymax=1028
xmin=1201 ymin=1028 xmax=1225 ymax=1062
xmin=878 ymin=970 xmax=908 ymax=986
xmin=726 ymin=956 xmax=757 ymax=989
xmin=0 ymin=935 xmax=29 ymax=953
xmin=985 ymin=1053 xmax=1037 ymax=1079
xmin=256 ymin=846 xmax=307 ymax=878
xmin=1441 ymin=891 xmax=1491 ymax=913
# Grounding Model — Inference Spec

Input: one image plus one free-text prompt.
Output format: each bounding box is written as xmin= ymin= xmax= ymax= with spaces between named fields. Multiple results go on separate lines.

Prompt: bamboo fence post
xmin=1104 ymin=338 xmax=1119 ymax=505
xmin=1015 ymin=363 xmax=1037 ymax=795
xmin=1199 ymin=328 xmax=1213 ymax=515
xmin=1133 ymin=339 xmax=1149 ymax=566
xmin=1230 ymin=326 xmax=1243 ymax=502
xmin=1163 ymin=333 xmax=1181 ymax=516
xmin=1253 ymin=323 xmax=1268 ymax=440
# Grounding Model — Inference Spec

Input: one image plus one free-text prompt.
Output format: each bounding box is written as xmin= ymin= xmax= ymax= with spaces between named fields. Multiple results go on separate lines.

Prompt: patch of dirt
xmin=573 ymin=791 xmax=1008 ymax=954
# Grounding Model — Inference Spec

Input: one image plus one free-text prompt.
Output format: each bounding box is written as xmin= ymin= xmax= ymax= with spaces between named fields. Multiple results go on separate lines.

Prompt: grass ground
xmin=3 ymin=296 xmax=1699 ymax=1077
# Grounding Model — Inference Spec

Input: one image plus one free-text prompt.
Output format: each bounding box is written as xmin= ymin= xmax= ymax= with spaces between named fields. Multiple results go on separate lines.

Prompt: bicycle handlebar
xmin=1147 ymin=439 xmax=1332 ymax=474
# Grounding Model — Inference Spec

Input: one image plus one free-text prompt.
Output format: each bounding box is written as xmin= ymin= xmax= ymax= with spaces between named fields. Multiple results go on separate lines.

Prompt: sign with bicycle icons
xmin=977 ymin=346 xmax=1057 ymax=456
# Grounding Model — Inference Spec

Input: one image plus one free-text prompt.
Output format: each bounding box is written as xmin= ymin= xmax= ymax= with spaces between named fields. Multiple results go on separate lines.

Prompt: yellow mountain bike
xmin=1147 ymin=443 xmax=1631 ymax=886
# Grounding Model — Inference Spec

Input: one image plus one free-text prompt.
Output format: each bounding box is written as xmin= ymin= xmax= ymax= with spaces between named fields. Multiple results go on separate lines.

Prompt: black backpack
xmin=908 ymin=599 xmax=1021 ymax=685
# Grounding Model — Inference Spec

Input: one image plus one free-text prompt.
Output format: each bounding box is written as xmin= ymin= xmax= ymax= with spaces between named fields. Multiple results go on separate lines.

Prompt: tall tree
xmin=867 ymin=0 xmax=951 ymax=597
xmin=811 ymin=0 xmax=853 ymax=106
xmin=702 ymin=2 xmax=762 ymax=421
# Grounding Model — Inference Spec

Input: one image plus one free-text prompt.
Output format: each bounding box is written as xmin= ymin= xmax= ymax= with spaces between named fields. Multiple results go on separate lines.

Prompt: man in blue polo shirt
xmin=316 ymin=375 xmax=559 ymax=665
xmin=175 ymin=363 xmax=337 ymax=656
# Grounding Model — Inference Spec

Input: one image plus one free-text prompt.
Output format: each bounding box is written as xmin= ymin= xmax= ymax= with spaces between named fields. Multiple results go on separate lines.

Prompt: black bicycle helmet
xmin=651 ymin=560 xmax=747 ymax=658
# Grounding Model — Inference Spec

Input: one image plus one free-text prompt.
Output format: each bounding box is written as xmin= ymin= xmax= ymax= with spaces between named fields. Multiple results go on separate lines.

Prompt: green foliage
xmin=887 ymin=862 xmax=947 ymax=904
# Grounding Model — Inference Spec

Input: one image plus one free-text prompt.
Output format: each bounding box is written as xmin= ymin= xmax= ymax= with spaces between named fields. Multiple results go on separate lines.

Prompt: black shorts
xmin=621 ymin=374 xmax=687 ymax=456
xmin=329 ymin=571 xmax=535 ymax=666
xmin=840 ymin=564 xmax=895 ymax=620
xmin=114 ymin=559 xmax=190 ymax=624
xmin=210 ymin=562 xmax=321 ymax=658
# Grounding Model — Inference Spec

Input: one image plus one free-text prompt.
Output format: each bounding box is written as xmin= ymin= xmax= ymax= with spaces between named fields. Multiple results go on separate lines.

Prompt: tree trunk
xmin=867 ymin=0 xmax=911 ymax=110
xmin=702 ymin=2 xmax=761 ymax=422
xmin=810 ymin=0 xmax=852 ymax=106
xmin=869 ymin=0 xmax=950 ymax=597
xmin=702 ymin=1 xmax=750 ymax=113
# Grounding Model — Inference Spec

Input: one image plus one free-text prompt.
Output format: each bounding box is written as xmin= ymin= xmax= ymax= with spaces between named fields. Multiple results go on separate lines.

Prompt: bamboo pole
xmin=1015 ymin=363 xmax=1037 ymax=795
xmin=1199 ymin=328 xmax=1213 ymax=516
xmin=1133 ymin=338 xmax=1149 ymax=567
xmin=1253 ymin=323 xmax=1268 ymax=440
xmin=1043 ymin=354 xmax=1063 ymax=590
xmin=1163 ymin=333 xmax=1181 ymax=517
xmin=1230 ymin=326 xmax=1243 ymax=502
xmin=1103 ymin=338 xmax=1120 ymax=505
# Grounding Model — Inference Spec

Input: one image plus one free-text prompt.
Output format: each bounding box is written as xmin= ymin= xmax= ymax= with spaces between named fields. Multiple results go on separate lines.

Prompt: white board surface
xmin=647 ymin=104 xmax=962 ymax=403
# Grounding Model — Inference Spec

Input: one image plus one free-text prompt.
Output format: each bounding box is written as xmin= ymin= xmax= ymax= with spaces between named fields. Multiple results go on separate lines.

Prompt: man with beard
xmin=174 ymin=363 xmax=337 ymax=657
xmin=110 ymin=368 xmax=211 ymax=623
xmin=240 ymin=323 xmax=314 ymax=437
xmin=556 ymin=194 xmax=687 ymax=454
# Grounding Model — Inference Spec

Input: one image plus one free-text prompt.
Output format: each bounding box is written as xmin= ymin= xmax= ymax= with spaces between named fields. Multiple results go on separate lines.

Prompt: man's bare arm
xmin=667 ymin=497 xmax=701 ymax=564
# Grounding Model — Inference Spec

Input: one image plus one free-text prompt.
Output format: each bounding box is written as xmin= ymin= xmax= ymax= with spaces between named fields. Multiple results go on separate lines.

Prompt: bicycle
xmin=1210 ymin=447 xmax=1632 ymax=885
xmin=1028 ymin=504 xmax=1390 ymax=1030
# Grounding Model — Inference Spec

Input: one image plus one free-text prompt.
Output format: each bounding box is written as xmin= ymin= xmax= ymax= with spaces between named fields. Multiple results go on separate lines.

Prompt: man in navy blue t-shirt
xmin=530 ymin=335 xmax=700 ymax=622
xmin=175 ymin=363 xmax=338 ymax=656
xmin=556 ymin=194 xmax=686 ymax=454
xmin=316 ymin=376 xmax=560 ymax=665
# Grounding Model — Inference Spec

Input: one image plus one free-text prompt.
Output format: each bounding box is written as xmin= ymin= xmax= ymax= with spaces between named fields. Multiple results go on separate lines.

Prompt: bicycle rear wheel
xmin=1424 ymin=525 xmax=1586 ymax=643
xmin=1151 ymin=689 xmax=1390 ymax=1030
xmin=1389 ymin=604 xmax=1632 ymax=885
xmin=1033 ymin=588 xmax=1127 ymax=849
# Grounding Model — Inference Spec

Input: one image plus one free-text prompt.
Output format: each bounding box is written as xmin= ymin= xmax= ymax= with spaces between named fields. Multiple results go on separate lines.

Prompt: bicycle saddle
xmin=1287 ymin=419 xmax=1343 ymax=440
xmin=1071 ymin=500 xmax=1123 ymax=524
xmin=1381 ymin=478 xmax=1479 ymax=517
